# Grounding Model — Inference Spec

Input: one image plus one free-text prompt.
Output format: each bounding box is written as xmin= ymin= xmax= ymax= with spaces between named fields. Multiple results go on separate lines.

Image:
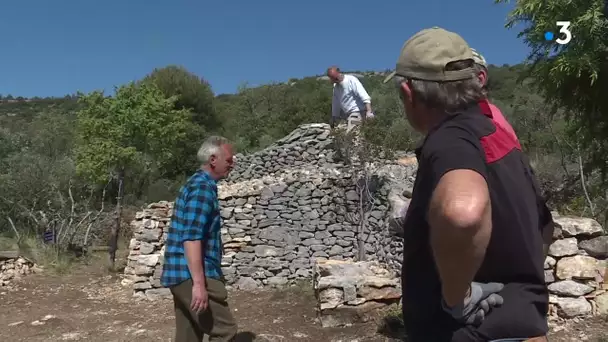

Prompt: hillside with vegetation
xmin=0 ymin=63 xmax=606 ymax=258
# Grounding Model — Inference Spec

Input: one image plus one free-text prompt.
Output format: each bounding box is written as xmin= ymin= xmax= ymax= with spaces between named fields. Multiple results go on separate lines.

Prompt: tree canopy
xmin=75 ymin=82 xmax=192 ymax=185
xmin=496 ymin=0 xmax=608 ymax=176
xmin=142 ymin=65 xmax=218 ymax=130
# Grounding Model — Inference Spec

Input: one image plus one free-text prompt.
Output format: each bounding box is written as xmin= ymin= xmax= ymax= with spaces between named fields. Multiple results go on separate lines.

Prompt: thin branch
xmin=6 ymin=217 xmax=20 ymax=242
xmin=83 ymin=222 xmax=93 ymax=247
xmin=578 ymin=153 xmax=595 ymax=216
xmin=58 ymin=182 xmax=76 ymax=244
xmin=66 ymin=211 xmax=92 ymax=245
xmin=85 ymin=186 xmax=95 ymax=209
xmin=68 ymin=182 xmax=76 ymax=229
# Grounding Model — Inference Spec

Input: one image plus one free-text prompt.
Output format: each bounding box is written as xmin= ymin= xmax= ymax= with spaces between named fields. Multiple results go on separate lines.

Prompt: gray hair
xmin=473 ymin=62 xmax=487 ymax=74
xmin=473 ymin=63 xmax=489 ymax=96
xmin=196 ymin=135 xmax=231 ymax=164
xmin=394 ymin=60 xmax=483 ymax=113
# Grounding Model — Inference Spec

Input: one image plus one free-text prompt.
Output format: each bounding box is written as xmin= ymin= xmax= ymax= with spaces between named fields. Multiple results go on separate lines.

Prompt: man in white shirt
xmin=327 ymin=66 xmax=374 ymax=132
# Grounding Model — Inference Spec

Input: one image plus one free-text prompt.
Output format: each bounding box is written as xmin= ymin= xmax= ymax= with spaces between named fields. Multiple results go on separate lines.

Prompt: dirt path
xmin=0 ymin=261 xmax=606 ymax=342
xmin=0 ymin=261 xmax=389 ymax=342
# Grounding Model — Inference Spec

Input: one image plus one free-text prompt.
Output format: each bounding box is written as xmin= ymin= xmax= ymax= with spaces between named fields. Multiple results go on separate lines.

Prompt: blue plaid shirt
xmin=161 ymin=170 xmax=223 ymax=287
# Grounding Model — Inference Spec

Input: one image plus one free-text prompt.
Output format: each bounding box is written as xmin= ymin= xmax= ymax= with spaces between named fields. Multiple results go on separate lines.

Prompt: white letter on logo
xmin=556 ymin=21 xmax=572 ymax=45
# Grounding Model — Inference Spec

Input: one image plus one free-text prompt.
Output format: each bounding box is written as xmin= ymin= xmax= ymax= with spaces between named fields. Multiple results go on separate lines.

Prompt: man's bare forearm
xmin=428 ymin=172 xmax=492 ymax=307
xmin=365 ymin=102 xmax=372 ymax=113
xmin=184 ymin=240 xmax=206 ymax=286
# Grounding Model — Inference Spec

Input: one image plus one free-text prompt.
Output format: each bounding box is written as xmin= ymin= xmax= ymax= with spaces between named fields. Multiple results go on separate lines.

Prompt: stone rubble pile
xmin=313 ymin=259 xmax=401 ymax=327
xmin=544 ymin=213 xmax=608 ymax=318
xmin=0 ymin=256 xmax=39 ymax=287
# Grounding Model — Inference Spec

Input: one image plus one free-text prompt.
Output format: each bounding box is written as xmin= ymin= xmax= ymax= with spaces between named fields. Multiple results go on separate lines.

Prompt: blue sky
xmin=0 ymin=0 xmax=526 ymax=98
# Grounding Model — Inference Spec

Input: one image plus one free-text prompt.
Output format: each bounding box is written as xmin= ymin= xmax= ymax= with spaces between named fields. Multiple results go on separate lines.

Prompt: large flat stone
xmin=555 ymin=255 xmax=605 ymax=280
xmin=554 ymin=216 xmax=603 ymax=237
xmin=554 ymin=297 xmax=592 ymax=318
xmin=548 ymin=280 xmax=594 ymax=297
xmin=313 ymin=259 xmax=401 ymax=327
xmin=318 ymin=301 xmax=387 ymax=328
xmin=579 ymin=236 xmax=608 ymax=259
xmin=548 ymin=238 xmax=579 ymax=257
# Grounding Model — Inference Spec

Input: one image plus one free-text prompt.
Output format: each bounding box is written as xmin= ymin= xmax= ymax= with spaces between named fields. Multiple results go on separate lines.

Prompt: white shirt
xmin=331 ymin=74 xmax=371 ymax=119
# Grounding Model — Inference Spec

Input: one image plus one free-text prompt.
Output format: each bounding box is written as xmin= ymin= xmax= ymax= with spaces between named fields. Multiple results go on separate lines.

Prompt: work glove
xmin=441 ymin=282 xmax=504 ymax=326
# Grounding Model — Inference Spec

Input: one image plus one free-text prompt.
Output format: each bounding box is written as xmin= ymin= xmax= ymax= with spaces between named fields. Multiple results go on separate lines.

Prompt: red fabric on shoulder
xmin=478 ymin=100 xmax=521 ymax=163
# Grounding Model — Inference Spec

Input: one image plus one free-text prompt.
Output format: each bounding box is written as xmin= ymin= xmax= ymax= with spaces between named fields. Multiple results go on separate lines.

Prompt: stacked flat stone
xmin=544 ymin=213 xmax=608 ymax=318
xmin=0 ymin=256 xmax=39 ymax=287
xmin=224 ymin=123 xmax=337 ymax=183
xmin=313 ymin=259 xmax=401 ymax=328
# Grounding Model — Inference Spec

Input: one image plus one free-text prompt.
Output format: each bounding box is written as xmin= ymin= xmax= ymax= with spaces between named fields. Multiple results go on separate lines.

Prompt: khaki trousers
xmin=335 ymin=112 xmax=363 ymax=133
xmin=346 ymin=112 xmax=362 ymax=133
xmin=170 ymin=278 xmax=238 ymax=342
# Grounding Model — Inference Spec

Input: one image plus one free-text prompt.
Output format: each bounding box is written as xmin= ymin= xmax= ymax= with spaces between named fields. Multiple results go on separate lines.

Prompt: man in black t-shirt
xmin=383 ymin=27 xmax=550 ymax=341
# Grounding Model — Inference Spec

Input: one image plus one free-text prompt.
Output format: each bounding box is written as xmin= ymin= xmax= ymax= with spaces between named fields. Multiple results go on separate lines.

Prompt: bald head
xmin=326 ymin=66 xmax=343 ymax=84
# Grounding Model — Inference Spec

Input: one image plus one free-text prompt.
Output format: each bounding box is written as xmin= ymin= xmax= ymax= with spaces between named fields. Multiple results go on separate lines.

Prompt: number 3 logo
xmin=556 ymin=21 xmax=572 ymax=45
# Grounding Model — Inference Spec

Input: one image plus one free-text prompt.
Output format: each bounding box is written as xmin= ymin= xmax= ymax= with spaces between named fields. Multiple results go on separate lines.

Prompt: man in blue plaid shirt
xmin=161 ymin=135 xmax=237 ymax=342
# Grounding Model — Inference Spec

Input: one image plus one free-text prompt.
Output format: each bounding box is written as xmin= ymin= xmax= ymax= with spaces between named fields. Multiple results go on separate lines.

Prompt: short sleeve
xmin=180 ymin=183 xmax=214 ymax=242
xmin=423 ymin=125 xmax=488 ymax=188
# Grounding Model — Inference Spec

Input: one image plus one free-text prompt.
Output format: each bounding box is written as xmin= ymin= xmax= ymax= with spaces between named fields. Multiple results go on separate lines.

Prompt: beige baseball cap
xmin=383 ymin=27 xmax=475 ymax=83
xmin=471 ymin=48 xmax=488 ymax=69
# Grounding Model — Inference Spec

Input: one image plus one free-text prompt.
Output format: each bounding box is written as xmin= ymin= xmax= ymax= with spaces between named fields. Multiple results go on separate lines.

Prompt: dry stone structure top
xmin=123 ymin=123 xmax=607 ymax=322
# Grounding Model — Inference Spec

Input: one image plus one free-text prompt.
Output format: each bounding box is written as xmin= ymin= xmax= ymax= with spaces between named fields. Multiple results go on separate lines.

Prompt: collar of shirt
xmin=195 ymin=169 xmax=218 ymax=187
xmin=414 ymin=105 xmax=481 ymax=158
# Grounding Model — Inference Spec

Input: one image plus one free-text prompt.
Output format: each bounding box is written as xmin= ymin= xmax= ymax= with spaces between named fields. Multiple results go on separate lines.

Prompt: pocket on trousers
xmin=206 ymin=278 xmax=228 ymax=302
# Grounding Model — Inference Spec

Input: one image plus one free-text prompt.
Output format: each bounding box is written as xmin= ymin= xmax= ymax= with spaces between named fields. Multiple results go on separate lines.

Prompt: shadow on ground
xmin=235 ymin=331 xmax=255 ymax=341
xmin=377 ymin=314 xmax=406 ymax=340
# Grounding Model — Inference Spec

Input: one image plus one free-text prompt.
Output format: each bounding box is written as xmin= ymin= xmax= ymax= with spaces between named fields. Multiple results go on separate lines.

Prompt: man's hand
xmin=191 ymin=282 xmax=209 ymax=313
xmin=442 ymin=282 xmax=504 ymax=326
xmin=366 ymin=111 xmax=375 ymax=119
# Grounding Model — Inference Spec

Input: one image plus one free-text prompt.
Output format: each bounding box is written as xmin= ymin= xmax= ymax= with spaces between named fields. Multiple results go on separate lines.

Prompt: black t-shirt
xmin=401 ymin=102 xmax=549 ymax=341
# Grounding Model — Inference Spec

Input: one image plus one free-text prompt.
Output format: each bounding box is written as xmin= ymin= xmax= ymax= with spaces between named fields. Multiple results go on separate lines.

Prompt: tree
xmin=495 ymin=0 xmax=608 ymax=177
xmin=74 ymin=82 xmax=191 ymax=268
xmin=142 ymin=65 xmax=218 ymax=129
xmin=331 ymin=119 xmax=403 ymax=261
xmin=142 ymin=66 xmax=218 ymax=177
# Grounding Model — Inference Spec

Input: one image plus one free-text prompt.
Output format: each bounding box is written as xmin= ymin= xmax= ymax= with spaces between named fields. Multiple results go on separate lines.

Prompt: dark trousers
xmin=170 ymin=278 xmax=238 ymax=342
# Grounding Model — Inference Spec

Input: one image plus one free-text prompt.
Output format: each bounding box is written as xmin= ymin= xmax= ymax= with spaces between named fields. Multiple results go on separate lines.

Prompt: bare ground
xmin=0 ymin=255 xmax=606 ymax=342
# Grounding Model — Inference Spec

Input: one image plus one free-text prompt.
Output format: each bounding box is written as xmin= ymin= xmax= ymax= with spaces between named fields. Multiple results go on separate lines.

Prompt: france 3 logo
xmin=544 ymin=21 xmax=572 ymax=45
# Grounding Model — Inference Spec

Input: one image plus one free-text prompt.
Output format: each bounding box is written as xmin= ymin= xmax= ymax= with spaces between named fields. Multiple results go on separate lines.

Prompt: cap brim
xmin=383 ymin=71 xmax=396 ymax=84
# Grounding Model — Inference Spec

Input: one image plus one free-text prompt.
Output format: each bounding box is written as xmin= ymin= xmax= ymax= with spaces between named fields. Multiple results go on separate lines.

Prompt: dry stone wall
xmin=544 ymin=213 xmax=608 ymax=318
xmin=123 ymin=123 xmax=607 ymax=323
xmin=123 ymin=123 xmax=417 ymax=298
xmin=313 ymin=259 xmax=401 ymax=328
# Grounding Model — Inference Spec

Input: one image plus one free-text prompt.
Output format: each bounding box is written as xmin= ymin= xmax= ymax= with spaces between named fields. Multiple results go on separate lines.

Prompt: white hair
xmin=196 ymin=135 xmax=230 ymax=164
